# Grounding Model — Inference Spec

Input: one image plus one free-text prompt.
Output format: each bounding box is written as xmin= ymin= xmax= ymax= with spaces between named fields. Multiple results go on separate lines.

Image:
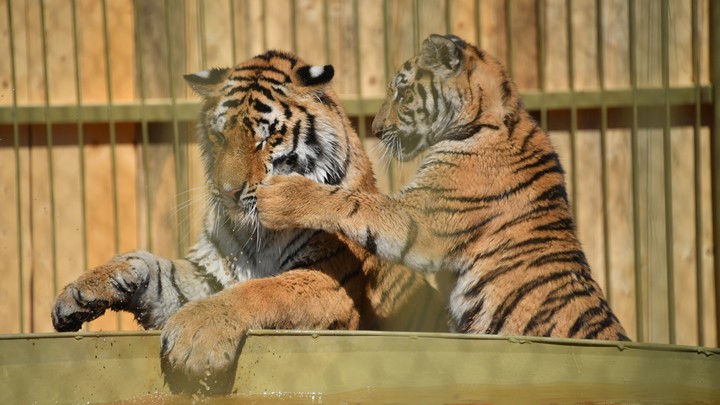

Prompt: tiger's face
xmin=372 ymin=34 xmax=518 ymax=161
xmin=185 ymin=51 xmax=352 ymax=227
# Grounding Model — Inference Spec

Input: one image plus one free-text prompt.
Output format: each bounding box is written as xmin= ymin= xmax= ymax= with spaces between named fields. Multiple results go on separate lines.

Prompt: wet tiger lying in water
xmin=52 ymin=50 xmax=448 ymax=393
xmin=257 ymin=34 xmax=630 ymax=341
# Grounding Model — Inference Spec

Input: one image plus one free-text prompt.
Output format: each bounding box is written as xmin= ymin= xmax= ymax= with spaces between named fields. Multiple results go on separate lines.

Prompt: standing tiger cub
xmin=52 ymin=50 xmax=448 ymax=393
xmin=258 ymin=34 xmax=629 ymax=341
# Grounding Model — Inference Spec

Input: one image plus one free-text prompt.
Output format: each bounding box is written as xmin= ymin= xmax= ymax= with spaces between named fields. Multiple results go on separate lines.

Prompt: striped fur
xmin=257 ymin=35 xmax=629 ymax=341
xmin=52 ymin=50 xmax=447 ymax=393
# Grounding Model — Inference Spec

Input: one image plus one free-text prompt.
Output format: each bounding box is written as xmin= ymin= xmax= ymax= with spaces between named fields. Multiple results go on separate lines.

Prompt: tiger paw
xmin=51 ymin=261 xmax=138 ymax=332
xmin=256 ymin=175 xmax=328 ymax=231
xmin=160 ymin=295 xmax=247 ymax=394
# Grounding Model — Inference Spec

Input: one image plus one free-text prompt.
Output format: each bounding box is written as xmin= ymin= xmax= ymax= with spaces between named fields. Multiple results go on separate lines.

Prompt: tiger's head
xmin=185 ymin=51 xmax=371 ymax=228
xmin=372 ymin=34 xmax=521 ymax=161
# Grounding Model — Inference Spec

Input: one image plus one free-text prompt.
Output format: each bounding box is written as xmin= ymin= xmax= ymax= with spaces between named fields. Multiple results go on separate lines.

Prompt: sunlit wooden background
xmin=0 ymin=0 xmax=717 ymax=347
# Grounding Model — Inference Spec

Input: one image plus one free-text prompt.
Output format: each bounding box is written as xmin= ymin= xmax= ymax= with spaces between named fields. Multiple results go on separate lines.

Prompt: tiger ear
xmin=184 ymin=67 xmax=231 ymax=97
xmin=418 ymin=34 xmax=462 ymax=74
xmin=295 ymin=64 xmax=335 ymax=87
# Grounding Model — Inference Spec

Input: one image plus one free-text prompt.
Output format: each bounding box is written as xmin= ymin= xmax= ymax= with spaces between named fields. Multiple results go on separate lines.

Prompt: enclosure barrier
xmin=0 ymin=0 xmax=718 ymax=348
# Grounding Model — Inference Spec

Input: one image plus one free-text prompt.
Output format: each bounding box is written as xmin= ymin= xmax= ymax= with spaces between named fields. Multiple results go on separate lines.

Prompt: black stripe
xmin=169 ymin=262 xmax=189 ymax=305
xmin=568 ymin=306 xmax=606 ymax=337
xmin=534 ymin=184 xmax=569 ymax=204
xmin=492 ymin=202 xmax=563 ymax=235
xmin=399 ymin=219 xmax=418 ymax=261
xmin=253 ymin=99 xmax=272 ymax=113
xmin=515 ymin=152 xmax=560 ymax=173
xmin=222 ymin=99 xmax=242 ymax=109
xmin=534 ymin=217 xmax=576 ymax=232
xmin=464 ymin=259 xmax=526 ymax=298
xmin=348 ymin=200 xmax=361 ymax=217
xmin=458 ymin=297 xmax=485 ymax=333
xmin=440 ymin=165 xmax=564 ymax=204
xmin=487 ymin=270 xmax=574 ymax=334
xmin=365 ymin=228 xmax=377 ymax=254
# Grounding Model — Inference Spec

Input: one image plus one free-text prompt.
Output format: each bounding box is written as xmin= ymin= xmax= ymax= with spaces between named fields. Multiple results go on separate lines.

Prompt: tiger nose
xmin=371 ymin=117 xmax=384 ymax=139
xmin=223 ymin=188 xmax=243 ymax=202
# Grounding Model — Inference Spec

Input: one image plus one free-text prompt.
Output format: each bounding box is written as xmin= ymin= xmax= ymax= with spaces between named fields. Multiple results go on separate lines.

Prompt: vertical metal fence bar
xmin=39 ymin=0 xmax=59 ymax=300
xmin=475 ymin=0 xmax=482 ymax=48
xmin=164 ymin=0 xmax=184 ymax=257
xmin=100 ymin=0 xmax=122 ymax=329
xmin=710 ymin=0 xmax=720 ymax=348
xmin=323 ymin=0 xmax=330 ymax=63
xmin=660 ymin=0 xmax=676 ymax=345
xmin=445 ymin=0 xmax=451 ymax=34
xmin=261 ymin=0 xmax=268 ymax=51
xmin=628 ymin=0 xmax=644 ymax=343
xmin=100 ymin=0 xmax=120 ymax=258
xmin=134 ymin=0 xmax=154 ymax=253
xmin=566 ymin=0 xmax=578 ymax=222
xmin=70 ymin=0 xmax=89 ymax=288
xmin=536 ymin=0 xmax=546 ymax=130
xmin=290 ymin=0 xmax=297 ymax=54
xmin=198 ymin=0 xmax=207 ymax=69
xmin=412 ymin=0 xmax=419 ymax=54
xmin=229 ymin=0 xmax=237 ymax=63
xmin=6 ymin=0 xmax=24 ymax=333
xmin=383 ymin=0 xmax=395 ymax=191
xmin=691 ymin=0 xmax=705 ymax=347
xmin=353 ymin=0 xmax=366 ymax=141
xmin=596 ymin=0 xmax=612 ymax=301
xmin=505 ymin=0 xmax=513 ymax=78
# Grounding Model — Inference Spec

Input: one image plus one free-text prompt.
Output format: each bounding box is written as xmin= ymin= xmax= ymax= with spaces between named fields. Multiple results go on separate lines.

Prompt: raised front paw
xmin=52 ymin=261 xmax=139 ymax=332
xmin=256 ymin=175 xmax=328 ymax=230
xmin=160 ymin=295 xmax=247 ymax=394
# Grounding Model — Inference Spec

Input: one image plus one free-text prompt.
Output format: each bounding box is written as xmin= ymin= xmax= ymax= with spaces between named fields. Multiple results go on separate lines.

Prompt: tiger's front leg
xmin=160 ymin=268 xmax=360 ymax=394
xmin=52 ymin=250 xmax=197 ymax=331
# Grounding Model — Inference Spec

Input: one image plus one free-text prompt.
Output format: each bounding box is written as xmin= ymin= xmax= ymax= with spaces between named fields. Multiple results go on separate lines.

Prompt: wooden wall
xmin=0 ymin=0 xmax=716 ymax=346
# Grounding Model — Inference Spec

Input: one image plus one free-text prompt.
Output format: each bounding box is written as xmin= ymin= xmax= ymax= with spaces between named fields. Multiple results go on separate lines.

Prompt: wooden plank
xmin=357 ymin=0 xmax=386 ymax=99
xmin=77 ymin=0 xmax=108 ymax=103
xmin=447 ymin=0 xmax=477 ymax=42
xmin=509 ymin=0 xmax=538 ymax=89
xmin=544 ymin=0 xmax=569 ymax=91
xmin=294 ymin=0 xmax=326 ymax=65
xmin=700 ymin=127 xmax=717 ymax=345
xmin=602 ymin=0 xmax=636 ymax=339
xmin=326 ymin=0 xmax=358 ymax=96
xmin=264 ymin=0 xmax=292 ymax=54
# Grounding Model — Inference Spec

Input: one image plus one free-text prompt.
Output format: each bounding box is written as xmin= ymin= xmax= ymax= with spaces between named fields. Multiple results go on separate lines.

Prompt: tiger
xmin=257 ymin=34 xmax=630 ymax=341
xmin=51 ymin=50 xmax=448 ymax=393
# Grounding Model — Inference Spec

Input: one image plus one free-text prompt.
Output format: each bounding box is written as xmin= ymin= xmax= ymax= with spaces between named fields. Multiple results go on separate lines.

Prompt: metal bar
xmin=353 ymin=0 xmax=366 ymax=141
xmin=70 ymin=0 xmax=88 ymax=290
xmin=566 ymin=0 xmax=578 ymax=223
xmin=445 ymin=0 xmax=451 ymax=34
xmin=101 ymin=0 xmax=122 ymax=329
xmin=505 ymin=0 xmax=513 ymax=77
xmin=39 ymin=0 xmax=59 ymax=301
xmin=323 ymin=0 xmax=330 ymax=63
xmin=0 ymin=87 xmax=712 ymax=125
xmin=413 ymin=0 xmax=419 ymax=54
xmin=710 ymin=0 xmax=720 ymax=348
xmin=475 ymin=0 xmax=482 ymax=48
xmin=291 ymin=0 xmax=297 ymax=53
xmin=597 ymin=0 xmax=612 ymax=301
xmin=383 ymin=0 xmax=395 ymax=191
xmin=101 ymin=0 xmax=120 ymax=258
xmin=164 ymin=0 xmax=185 ymax=257
xmin=661 ymin=0 xmax=676 ymax=345
xmin=691 ymin=0 xmax=705 ymax=348
xmin=6 ymin=0 xmax=24 ymax=333
xmin=536 ymin=0 xmax=546 ymax=129
xmin=229 ymin=0 xmax=237 ymax=63
xmin=629 ymin=0 xmax=645 ymax=343
xmin=133 ymin=0 xmax=153 ymax=252
xmin=198 ymin=0 xmax=207 ymax=69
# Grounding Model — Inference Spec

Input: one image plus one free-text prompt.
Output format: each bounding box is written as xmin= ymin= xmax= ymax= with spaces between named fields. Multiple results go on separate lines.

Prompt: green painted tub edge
xmin=1 ymin=330 xmax=718 ymax=404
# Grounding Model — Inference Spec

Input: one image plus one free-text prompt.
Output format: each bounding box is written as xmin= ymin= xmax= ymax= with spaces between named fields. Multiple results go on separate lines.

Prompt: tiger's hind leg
xmin=52 ymin=250 xmax=201 ymax=331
